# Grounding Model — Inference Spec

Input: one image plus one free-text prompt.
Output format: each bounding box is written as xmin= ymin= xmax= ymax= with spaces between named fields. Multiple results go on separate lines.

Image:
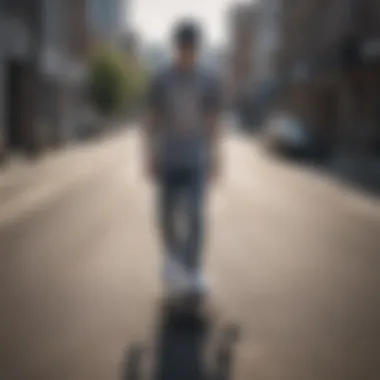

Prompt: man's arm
xmin=207 ymin=106 xmax=222 ymax=181
xmin=143 ymin=110 xmax=158 ymax=177
xmin=205 ymin=76 xmax=223 ymax=180
xmin=143 ymin=74 xmax=163 ymax=179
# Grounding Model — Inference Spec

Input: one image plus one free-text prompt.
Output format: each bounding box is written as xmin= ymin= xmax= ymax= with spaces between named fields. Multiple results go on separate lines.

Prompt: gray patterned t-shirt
xmin=147 ymin=66 xmax=221 ymax=171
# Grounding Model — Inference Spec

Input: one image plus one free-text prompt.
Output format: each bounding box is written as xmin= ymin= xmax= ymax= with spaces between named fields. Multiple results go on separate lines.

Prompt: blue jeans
xmin=157 ymin=167 xmax=207 ymax=273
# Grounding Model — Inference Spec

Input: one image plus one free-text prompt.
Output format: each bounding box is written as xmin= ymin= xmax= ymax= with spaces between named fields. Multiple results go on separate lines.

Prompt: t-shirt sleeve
xmin=146 ymin=73 xmax=164 ymax=112
xmin=204 ymin=76 xmax=222 ymax=113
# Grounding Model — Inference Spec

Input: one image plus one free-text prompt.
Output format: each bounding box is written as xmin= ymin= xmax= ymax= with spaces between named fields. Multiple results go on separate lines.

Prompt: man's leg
xmin=158 ymin=172 xmax=181 ymax=258
xmin=158 ymin=170 xmax=195 ymax=296
xmin=182 ymin=169 xmax=207 ymax=277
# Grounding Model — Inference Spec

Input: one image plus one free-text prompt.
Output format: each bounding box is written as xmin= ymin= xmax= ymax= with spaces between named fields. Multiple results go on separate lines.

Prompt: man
xmin=144 ymin=20 xmax=222 ymax=298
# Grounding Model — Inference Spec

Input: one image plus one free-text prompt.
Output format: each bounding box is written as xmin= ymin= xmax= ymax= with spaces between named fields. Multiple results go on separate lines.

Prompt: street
xmin=0 ymin=128 xmax=380 ymax=380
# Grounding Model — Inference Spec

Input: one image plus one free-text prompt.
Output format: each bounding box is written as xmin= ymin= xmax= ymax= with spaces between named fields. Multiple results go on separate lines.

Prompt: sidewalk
xmin=0 ymin=129 xmax=131 ymax=231
xmin=330 ymin=151 xmax=380 ymax=194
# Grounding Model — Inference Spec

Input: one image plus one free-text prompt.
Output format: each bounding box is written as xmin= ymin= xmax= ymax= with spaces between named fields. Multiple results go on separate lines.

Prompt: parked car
xmin=237 ymin=79 xmax=283 ymax=131
xmin=261 ymin=112 xmax=329 ymax=160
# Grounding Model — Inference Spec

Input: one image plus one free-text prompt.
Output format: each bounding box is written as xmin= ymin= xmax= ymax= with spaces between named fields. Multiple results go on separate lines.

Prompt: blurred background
xmin=0 ymin=1 xmax=380 ymax=379
xmin=1 ymin=0 xmax=380 ymax=186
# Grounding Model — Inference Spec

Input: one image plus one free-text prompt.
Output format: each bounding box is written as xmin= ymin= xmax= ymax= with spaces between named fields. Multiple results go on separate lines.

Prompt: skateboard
xmin=161 ymin=291 xmax=216 ymax=324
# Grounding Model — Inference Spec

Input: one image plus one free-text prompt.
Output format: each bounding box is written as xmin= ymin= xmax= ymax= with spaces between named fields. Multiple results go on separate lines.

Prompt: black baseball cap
xmin=173 ymin=20 xmax=201 ymax=48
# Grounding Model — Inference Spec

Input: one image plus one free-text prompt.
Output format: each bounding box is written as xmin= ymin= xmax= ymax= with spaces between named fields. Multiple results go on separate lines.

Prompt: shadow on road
xmin=122 ymin=304 xmax=240 ymax=380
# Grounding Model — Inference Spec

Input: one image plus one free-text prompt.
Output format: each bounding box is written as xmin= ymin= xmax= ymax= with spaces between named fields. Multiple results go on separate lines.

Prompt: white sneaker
xmin=189 ymin=271 xmax=209 ymax=296
xmin=162 ymin=257 xmax=192 ymax=296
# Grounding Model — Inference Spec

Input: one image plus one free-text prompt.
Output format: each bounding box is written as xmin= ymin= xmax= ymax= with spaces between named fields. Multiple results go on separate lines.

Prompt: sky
xmin=129 ymin=0 xmax=240 ymax=47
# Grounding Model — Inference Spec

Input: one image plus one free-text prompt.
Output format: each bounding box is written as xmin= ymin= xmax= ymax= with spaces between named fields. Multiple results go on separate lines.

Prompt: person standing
xmin=143 ymin=20 xmax=222 ymax=297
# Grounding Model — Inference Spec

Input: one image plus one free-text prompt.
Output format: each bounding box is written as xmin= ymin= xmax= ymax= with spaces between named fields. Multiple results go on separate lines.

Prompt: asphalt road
xmin=0 ymin=129 xmax=379 ymax=380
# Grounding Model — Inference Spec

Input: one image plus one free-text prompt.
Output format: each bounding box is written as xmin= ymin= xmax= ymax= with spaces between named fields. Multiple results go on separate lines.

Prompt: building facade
xmin=0 ymin=0 xmax=43 ymax=158
xmin=254 ymin=0 xmax=282 ymax=83
xmin=88 ymin=0 xmax=127 ymax=47
xmin=275 ymin=0 xmax=380 ymax=158
xmin=0 ymin=0 xmax=89 ymax=160
xmin=226 ymin=1 xmax=258 ymax=107
xmin=37 ymin=0 xmax=89 ymax=147
xmin=274 ymin=0 xmax=349 ymax=148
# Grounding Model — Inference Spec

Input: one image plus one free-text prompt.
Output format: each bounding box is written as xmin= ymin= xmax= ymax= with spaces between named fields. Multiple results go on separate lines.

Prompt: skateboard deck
xmin=161 ymin=292 xmax=216 ymax=323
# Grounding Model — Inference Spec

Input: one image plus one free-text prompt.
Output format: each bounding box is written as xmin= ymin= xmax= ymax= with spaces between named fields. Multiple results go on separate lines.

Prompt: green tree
xmin=123 ymin=57 xmax=149 ymax=110
xmin=87 ymin=49 xmax=129 ymax=116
